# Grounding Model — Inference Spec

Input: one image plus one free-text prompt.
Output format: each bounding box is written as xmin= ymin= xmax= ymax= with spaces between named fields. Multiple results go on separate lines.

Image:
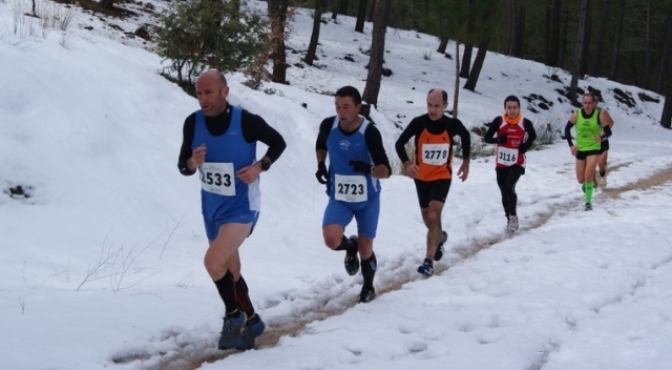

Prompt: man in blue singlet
xmin=315 ymin=86 xmax=391 ymax=303
xmin=177 ymin=70 xmax=286 ymax=351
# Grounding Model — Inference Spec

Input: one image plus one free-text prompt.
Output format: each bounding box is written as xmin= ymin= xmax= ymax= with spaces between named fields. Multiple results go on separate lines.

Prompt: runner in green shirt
xmin=564 ymin=93 xmax=612 ymax=211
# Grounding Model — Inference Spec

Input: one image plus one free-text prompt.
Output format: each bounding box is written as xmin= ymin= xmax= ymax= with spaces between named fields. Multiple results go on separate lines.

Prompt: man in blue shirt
xmin=315 ymin=86 xmax=391 ymax=303
xmin=178 ymin=70 xmax=286 ymax=350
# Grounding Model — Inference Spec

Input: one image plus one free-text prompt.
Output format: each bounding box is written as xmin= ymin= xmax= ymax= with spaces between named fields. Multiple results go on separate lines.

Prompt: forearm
xmin=564 ymin=121 xmax=574 ymax=146
xmin=601 ymin=124 xmax=612 ymax=140
xmin=316 ymin=149 xmax=327 ymax=164
xmin=483 ymin=123 xmax=499 ymax=144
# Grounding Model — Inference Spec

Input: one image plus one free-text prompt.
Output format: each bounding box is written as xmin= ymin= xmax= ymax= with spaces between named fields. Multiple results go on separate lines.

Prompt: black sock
xmin=234 ymin=276 xmax=255 ymax=319
xmin=335 ymin=235 xmax=356 ymax=253
xmin=214 ymin=271 xmax=238 ymax=315
xmin=361 ymin=253 xmax=377 ymax=290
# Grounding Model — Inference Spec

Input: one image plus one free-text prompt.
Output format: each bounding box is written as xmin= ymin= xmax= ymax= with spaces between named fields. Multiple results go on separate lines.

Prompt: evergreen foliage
xmin=156 ymin=0 xmax=270 ymax=89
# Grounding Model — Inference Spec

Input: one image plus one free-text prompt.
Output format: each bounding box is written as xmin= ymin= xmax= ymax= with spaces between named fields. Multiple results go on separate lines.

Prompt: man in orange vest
xmin=395 ymin=89 xmax=471 ymax=277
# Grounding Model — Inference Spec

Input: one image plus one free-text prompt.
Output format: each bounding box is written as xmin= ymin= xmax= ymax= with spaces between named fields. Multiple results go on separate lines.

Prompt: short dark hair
xmin=335 ymin=86 xmax=362 ymax=105
xmin=428 ymin=88 xmax=448 ymax=104
xmin=582 ymin=93 xmax=595 ymax=102
xmin=504 ymin=95 xmax=520 ymax=108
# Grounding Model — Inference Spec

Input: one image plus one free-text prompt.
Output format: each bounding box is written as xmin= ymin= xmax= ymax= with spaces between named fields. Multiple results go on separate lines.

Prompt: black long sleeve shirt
xmin=395 ymin=114 xmax=471 ymax=163
xmin=177 ymin=104 xmax=286 ymax=176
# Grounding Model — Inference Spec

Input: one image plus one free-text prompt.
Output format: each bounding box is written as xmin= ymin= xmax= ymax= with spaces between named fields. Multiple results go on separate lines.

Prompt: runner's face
xmin=196 ymin=76 xmax=229 ymax=117
xmin=582 ymin=96 xmax=594 ymax=114
xmin=505 ymin=102 xmax=520 ymax=119
xmin=426 ymin=93 xmax=448 ymax=121
xmin=335 ymin=96 xmax=361 ymax=127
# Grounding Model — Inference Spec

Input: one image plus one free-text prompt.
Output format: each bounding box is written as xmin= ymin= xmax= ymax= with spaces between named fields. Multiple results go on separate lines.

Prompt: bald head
xmin=196 ymin=70 xmax=229 ymax=116
xmin=197 ymin=70 xmax=227 ymax=89
xmin=428 ymin=88 xmax=448 ymax=104
xmin=426 ymin=88 xmax=448 ymax=121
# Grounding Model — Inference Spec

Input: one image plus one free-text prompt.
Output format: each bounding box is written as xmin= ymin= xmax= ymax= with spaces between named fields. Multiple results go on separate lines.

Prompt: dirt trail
xmin=113 ymin=165 xmax=672 ymax=370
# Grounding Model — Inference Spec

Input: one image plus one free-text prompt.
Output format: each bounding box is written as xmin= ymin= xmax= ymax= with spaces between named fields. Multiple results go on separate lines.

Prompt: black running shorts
xmin=576 ymin=150 xmax=601 ymax=160
xmin=600 ymin=140 xmax=610 ymax=152
xmin=414 ymin=179 xmax=451 ymax=208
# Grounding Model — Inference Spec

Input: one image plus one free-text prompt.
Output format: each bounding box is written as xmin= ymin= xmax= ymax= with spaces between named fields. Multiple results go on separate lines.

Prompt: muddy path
xmin=112 ymin=164 xmax=672 ymax=370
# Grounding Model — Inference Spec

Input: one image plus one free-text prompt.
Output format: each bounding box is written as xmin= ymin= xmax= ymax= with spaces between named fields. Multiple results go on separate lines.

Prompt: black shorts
xmin=576 ymin=150 xmax=601 ymax=160
xmin=414 ymin=179 xmax=451 ymax=208
xmin=600 ymin=140 xmax=610 ymax=152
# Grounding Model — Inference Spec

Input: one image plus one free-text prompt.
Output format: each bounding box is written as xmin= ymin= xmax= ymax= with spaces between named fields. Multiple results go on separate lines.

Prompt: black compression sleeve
xmin=483 ymin=117 xmax=501 ymax=144
xmin=524 ymin=119 xmax=537 ymax=146
xmin=565 ymin=121 xmax=574 ymax=147
xmin=177 ymin=114 xmax=197 ymax=176
xmin=240 ymin=110 xmax=286 ymax=163
xmin=315 ymin=118 xmax=333 ymax=151
xmin=394 ymin=119 xmax=420 ymax=163
xmin=602 ymin=124 xmax=612 ymax=140
xmin=365 ymin=125 xmax=392 ymax=176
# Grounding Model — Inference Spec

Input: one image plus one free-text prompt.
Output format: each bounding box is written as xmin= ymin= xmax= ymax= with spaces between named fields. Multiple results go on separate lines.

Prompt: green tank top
xmin=575 ymin=109 xmax=601 ymax=151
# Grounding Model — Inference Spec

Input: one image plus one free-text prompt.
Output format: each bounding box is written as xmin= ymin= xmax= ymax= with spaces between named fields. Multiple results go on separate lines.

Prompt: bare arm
xmin=600 ymin=109 xmax=614 ymax=128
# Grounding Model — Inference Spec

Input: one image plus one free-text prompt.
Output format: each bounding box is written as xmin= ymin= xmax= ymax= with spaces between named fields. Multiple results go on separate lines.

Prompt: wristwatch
xmin=260 ymin=159 xmax=271 ymax=171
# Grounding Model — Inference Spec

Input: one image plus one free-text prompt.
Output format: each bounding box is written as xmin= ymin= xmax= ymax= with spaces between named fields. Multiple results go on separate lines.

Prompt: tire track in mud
xmin=113 ymin=164 xmax=672 ymax=370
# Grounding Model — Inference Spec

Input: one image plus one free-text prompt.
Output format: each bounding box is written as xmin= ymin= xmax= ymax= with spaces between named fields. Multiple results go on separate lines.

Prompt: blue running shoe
xmin=584 ymin=203 xmax=592 ymax=211
xmin=433 ymin=231 xmax=448 ymax=261
xmin=218 ymin=311 xmax=246 ymax=350
xmin=417 ymin=258 xmax=434 ymax=277
xmin=236 ymin=315 xmax=266 ymax=351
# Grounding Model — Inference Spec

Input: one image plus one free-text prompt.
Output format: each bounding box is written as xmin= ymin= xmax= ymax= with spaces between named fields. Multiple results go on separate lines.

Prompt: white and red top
xmin=495 ymin=113 xmax=528 ymax=168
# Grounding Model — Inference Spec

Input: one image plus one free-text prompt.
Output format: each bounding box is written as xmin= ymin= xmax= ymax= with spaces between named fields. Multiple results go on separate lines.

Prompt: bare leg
xmin=420 ymin=200 xmax=445 ymax=260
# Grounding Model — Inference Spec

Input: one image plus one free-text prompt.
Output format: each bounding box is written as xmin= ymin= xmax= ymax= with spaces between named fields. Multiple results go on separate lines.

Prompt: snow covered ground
xmin=1 ymin=1 xmax=671 ymax=369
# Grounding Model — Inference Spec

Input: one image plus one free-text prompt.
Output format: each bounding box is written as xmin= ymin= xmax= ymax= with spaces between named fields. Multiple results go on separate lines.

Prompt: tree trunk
xmin=268 ymin=0 xmax=290 ymax=84
xmin=642 ymin=0 xmax=652 ymax=88
xmin=338 ymin=0 xmax=348 ymax=15
xmin=437 ymin=38 xmax=448 ymax=54
xmin=453 ymin=40 xmax=460 ymax=118
xmin=367 ymin=0 xmax=376 ymax=22
xmin=460 ymin=44 xmax=473 ymax=78
xmin=304 ymin=0 xmax=326 ymax=66
xmin=463 ymin=39 xmax=489 ymax=92
xmin=101 ymin=0 xmax=114 ymax=10
xmin=559 ymin=1 xmax=568 ymax=68
xmin=609 ymin=0 xmax=626 ymax=80
xmin=580 ymin=0 xmax=592 ymax=76
xmin=545 ymin=0 xmax=562 ymax=67
xmin=506 ymin=0 xmax=517 ymax=56
xmin=662 ymin=68 xmax=672 ymax=128
xmin=590 ymin=0 xmax=610 ymax=77
xmin=362 ymin=0 xmax=391 ymax=107
xmin=355 ymin=0 xmax=368 ymax=33
xmin=569 ymin=0 xmax=589 ymax=104
xmin=516 ymin=4 xmax=525 ymax=57
xmin=544 ymin=0 xmax=551 ymax=64
xmin=655 ymin=0 xmax=672 ymax=93
xmin=663 ymin=9 xmax=672 ymax=129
